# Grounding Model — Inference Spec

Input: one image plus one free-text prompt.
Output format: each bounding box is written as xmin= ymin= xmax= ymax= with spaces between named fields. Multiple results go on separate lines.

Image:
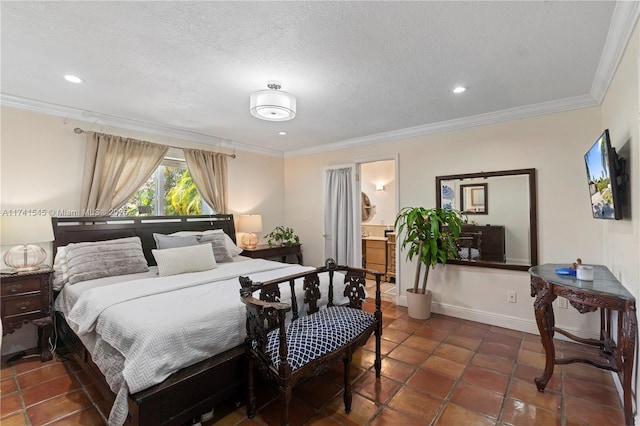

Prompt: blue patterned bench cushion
xmin=260 ymin=306 xmax=376 ymax=371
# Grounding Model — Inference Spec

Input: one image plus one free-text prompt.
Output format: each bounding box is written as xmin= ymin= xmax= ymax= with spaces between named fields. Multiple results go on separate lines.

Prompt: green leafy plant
xmin=265 ymin=226 xmax=300 ymax=247
xmin=394 ymin=207 xmax=464 ymax=294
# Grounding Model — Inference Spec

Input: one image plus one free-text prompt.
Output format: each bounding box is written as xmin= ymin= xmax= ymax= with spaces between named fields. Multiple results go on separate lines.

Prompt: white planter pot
xmin=406 ymin=288 xmax=432 ymax=320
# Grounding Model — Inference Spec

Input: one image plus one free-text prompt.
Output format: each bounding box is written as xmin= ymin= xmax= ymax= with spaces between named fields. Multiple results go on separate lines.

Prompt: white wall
xmin=360 ymin=160 xmax=396 ymax=226
xmin=0 ymin=106 xmax=285 ymax=354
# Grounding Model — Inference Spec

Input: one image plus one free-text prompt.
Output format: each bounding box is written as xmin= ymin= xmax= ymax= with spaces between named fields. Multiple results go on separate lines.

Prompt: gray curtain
xmin=324 ymin=167 xmax=354 ymax=265
xmin=184 ymin=148 xmax=228 ymax=214
xmin=80 ymin=132 xmax=168 ymax=211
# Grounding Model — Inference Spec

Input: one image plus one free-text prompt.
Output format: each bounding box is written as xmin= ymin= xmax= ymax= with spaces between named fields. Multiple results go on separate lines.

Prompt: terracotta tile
xmin=501 ymin=397 xmax=561 ymax=426
xmin=352 ymin=371 xmax=400 ymax=404
xmin=0 ymin=412 xmax=28 ymax=426
xmin=507 ymin=378 xmax=562 ymax=414
xmin=26 ymin=389 xmax=94 ymax=426
xmin=1 ymin=392 xmax=23 ymax=417
xmin=257 ymin=396 xmax=315 ymax=426
xmin=12 ymin=358 xmax=55 ymax=375
xmin=323 ymin=392 xmax=379 ymax=425
xmin=517 ymin=349 xmax=547 ymax=369
xmin=412 ymin=325 xmax=451 ymax=341
xmin=512 ymin=363 xmax=561 ymax=392
xmin=477 ymin=341 xmax=519 ymax=360
xmin=449 ymin=381 xmax=503 ymax=419
xmin=455 ymin=324 xmax=489 ymax=339
xmin=444 ymin=333 xmax=482 ymax=351
xmin=435 ymin=402 xmax=495 ymax=426
xmin=293 ymin=376 xmax=342 ymax=409
xmin=433 ymin=343 xmax=473 ymax=364
xmin=1 ymin=377 xmax=17 ymax=395
xmin=471 ymin=352 xmax=514 ymax=375
xmin=490 ymin=326 xmax=524 ymax=338
xmin=386 ymin=318 xmax=423 ymax=333
xmin=73 ymin=369 xmax=96 ymax=386
xmin=422 ymin=355 xmax=465 ymax=379
xmin=94 ymin=398 xmax=113 ymax=422
xmin=387 ymin=386 xmax=442 ymax=423
xmin=401 ymin=335 xmax=440 ymax=353
xmin=427 ymin=317 xmax=461 ymax=331
xmin=369 ymin=407 xmax=423 ymax=426
xmin=387 ymin=345 xmax=429 ymax=366
xmin=379 ymin=357 xmax=416 ymax=383
xmin=484 ymin=331 xmax=523 ymax=347
xmin=83 ymin=383 xmax=107 ymax=404
xmin=21 ymin=374 xmax=80 ymax=407
xmin=521 ymin=339 xmax=547 ymax=354
xmin=406 ymin=367 xmax=455 ymax=399
xmin=564 ymin=394 xmax=626 ymax=426
xmin=364 ymin=338 xmax=397 ymax=356
xmin=380 ymin=327 xmax=410 ymax=344
xmin=17 ymin=363 xmax=69 ymax=390
xmin=303 ymin=413 xmax=344 ymax=425
xmin=324 ymin=362 xmax=365 ymax=385
xmin=46 ymin=406 xmax=106 ymax=425
xmin=460 ymin=365 xmax=509 ymax=394
xmin=562 ymin=362 xmax=616 ymax=388
xmin=352 ymin=348 xmax=377 ymax=370
xmin=564 ymin=374 xmax=621 ymax=408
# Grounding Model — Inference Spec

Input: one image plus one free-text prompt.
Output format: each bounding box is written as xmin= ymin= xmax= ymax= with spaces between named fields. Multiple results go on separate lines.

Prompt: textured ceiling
xmin=1 ymin=2 xmax=637 ymax=157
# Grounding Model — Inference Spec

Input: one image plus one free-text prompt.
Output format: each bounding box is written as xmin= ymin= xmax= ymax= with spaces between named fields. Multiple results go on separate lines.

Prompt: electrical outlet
xmin=558 ymin=298 xmax=568 ymax=309
xmin=508 ymin=291 xmax=517 ymax=303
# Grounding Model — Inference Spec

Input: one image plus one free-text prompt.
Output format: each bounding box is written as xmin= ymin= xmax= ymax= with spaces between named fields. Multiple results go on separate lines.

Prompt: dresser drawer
xmin=2 ymin=294 xmax=44 ymax=316
xmin=1 ymin=276 xmax=42 ymax=296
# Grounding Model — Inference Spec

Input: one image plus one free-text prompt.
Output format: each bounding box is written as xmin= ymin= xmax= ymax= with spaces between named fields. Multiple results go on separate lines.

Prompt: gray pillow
xmin=198 ymin=233 xmax=233 ymax=263
xmin=153 ymin=233 xmax=200 ymax=250
xmin=64 ymin=237 xmax=149 ymax=284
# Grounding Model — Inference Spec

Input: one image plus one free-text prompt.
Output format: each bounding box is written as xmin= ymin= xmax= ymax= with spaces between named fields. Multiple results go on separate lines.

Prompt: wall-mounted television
xmin=584 ymin=129 xmax=625 ymax=220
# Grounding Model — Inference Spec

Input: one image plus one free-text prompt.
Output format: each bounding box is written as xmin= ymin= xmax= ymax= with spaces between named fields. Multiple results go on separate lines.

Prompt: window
xmin=124 ymin=148 xmax=214 ymax=216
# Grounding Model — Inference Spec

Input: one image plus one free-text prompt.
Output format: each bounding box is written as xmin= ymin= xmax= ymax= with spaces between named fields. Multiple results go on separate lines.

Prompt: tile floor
xmin=1 ymin=298 xmax=627 ymax=425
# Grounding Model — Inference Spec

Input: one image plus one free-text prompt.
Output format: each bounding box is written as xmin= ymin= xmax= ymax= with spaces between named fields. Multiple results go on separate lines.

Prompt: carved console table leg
xmin=533 ymin=284 xmax=557 ymax=392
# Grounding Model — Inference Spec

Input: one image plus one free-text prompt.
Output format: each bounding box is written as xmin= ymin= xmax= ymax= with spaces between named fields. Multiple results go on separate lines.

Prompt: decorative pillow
xmin=152 ymin=244 xmax=217 ymax=277
xmin=64 ymin=237 xmax=149 ymax=285
xmin=170 ymin=229 xmax=243 ymax=256
xmin=153 ymin=233 xmax=199 ymax=250
xmin=197 ymin=233 xmax=233 ymax=263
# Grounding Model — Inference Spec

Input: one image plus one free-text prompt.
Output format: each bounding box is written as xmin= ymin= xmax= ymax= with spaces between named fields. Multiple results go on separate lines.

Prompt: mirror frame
xmin=460 ymin=183 xmax=488 ymax=214
xmin=436 ymin=168 xmax=538 ymax=271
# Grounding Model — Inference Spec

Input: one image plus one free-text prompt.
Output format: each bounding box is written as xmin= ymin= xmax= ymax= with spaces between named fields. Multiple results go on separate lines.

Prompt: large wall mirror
xmin=436 ymin=168 xmax=538 ymax=271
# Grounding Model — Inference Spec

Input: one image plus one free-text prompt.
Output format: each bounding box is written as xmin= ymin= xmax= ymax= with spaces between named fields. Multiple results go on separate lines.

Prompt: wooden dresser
xmin=386 ymin=233 xmax=396 ymax=282
xmin=461 ymin=224 xmax=505 ymax=262
xmin=363 ymin=238 xmax=387 ymax=279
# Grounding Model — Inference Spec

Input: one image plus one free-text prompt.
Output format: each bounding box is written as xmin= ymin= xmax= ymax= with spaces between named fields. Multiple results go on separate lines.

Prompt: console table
xmin=529 ymin=264 xmax=636 ymax=425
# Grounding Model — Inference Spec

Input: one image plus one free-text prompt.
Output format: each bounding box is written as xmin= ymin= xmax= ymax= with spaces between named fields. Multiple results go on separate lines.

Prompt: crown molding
xmin=285 ymin=94 xmax=598 ymax=158
xmin=591 ymin=1 xmax=640 ymax=103
xmin=0 ymin=94 xmax=284 ymax=158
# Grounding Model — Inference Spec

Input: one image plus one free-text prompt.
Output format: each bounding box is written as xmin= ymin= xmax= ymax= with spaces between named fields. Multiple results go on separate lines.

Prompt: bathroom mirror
xmin=436 ymin=168 xmax=537 ymax=271
xmin=361 ymin=192 xmax=374 ymax=221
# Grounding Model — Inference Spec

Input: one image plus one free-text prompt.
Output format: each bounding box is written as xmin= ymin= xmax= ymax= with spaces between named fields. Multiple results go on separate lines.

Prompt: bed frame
xmin=52 ymin=215 xmax=247 ymax=426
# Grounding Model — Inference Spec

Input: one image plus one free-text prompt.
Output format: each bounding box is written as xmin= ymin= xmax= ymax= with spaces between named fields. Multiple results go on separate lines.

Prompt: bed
xmin=51 ymin=215 xmax=347 ymax=426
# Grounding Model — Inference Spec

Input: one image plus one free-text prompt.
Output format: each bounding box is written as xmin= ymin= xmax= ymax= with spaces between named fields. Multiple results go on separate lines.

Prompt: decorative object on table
xmin=1 ymin=216 xmax=54 ymax=271
xmin=238 ymin=214 xmax=263 ymax=249
xmin=394 ymin=207 xmax=463 ymax=319
xmin=265 ymin=225 xmax=300 ymax=247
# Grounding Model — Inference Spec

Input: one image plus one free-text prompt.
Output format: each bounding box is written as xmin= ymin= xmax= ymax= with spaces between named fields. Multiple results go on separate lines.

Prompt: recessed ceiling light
xmin=64 ymin=75 xmax=84 ymax=84
xmin=452 ymin=86 xmax=467 ymax=94
xmin=278 ymin=131 xmax=287 ymax=135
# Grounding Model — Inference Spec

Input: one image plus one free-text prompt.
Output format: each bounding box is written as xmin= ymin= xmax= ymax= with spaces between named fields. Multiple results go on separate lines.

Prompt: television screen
xmin=584 ymin=129 xmax=621 ymax=219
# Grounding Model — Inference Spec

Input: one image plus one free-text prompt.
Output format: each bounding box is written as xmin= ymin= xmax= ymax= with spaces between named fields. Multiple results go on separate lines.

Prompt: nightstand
xmin=1 ymin=267 xmax=53 ymax=361
xmin=241 ymin=244 xmax=303 ymax=264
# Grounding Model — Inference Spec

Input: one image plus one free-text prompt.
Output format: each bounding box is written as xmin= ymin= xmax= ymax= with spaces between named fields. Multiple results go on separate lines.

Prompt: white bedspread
xmin=55 ymin=259 xmax=348 ymax=426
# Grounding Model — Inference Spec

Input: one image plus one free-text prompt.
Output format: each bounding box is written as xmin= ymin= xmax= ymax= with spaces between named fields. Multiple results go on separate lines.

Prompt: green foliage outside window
xmin=125 ymin=167 xmax=202 ymax=216
xmin=166 ymin=169 xmax=201 ymax=215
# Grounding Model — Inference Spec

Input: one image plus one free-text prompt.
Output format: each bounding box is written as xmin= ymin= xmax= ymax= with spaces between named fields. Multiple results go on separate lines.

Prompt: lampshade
xmin=1 ymin=216 xmax=54 ymax=271
xmin=238 ymin=215 xmax=263 ymax=249
xmin=250 ymin=81 xmax=296 ymax=122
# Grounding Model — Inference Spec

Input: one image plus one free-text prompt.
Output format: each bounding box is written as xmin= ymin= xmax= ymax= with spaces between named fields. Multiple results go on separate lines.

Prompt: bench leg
xmin=375 ymin=322 xmax=382 ymax=377
xmin=343 ymin=351 xmax=353 ymax=413
xmin=247 ymin=357 xmax=256 ymax=418
xmin=279 ymin=383 xmax=292 ymax=426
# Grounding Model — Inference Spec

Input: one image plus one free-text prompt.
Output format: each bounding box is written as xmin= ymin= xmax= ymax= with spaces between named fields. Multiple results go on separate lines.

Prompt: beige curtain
xmin=80 ymin=132 xmax=168 ymax=211
xmin=184 ymin=148 xmax=228 ymax=214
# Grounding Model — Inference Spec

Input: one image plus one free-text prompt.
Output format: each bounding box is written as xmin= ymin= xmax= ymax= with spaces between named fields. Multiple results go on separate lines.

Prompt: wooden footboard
xmin=55 ymin=312 xmax=246 ymax=426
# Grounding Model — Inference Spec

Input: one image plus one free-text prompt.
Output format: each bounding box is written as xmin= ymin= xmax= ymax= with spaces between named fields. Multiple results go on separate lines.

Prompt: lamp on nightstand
xmin=1 ymin=216 xmax=54 ymax=271
xmin=238 ymin=215 xmax=262 ymax=249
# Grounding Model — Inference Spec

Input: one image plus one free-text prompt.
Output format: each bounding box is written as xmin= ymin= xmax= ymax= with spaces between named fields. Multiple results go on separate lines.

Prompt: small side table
xmin=241 ymin=244 xmax=303 ymax=264
xmin=1 ymin=267 xmax=54 ymax=362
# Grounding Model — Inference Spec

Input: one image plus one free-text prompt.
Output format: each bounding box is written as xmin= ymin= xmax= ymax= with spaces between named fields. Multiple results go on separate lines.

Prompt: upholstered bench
xmin=239 ymin=259 xmax=382 ymax=426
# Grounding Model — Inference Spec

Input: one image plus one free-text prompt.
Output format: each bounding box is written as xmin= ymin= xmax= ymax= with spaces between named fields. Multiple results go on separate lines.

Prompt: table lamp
xmin=238 ymin=215 xmax=262 ymax=249
xmin=1 ymin=216 xmax=54 ymax=271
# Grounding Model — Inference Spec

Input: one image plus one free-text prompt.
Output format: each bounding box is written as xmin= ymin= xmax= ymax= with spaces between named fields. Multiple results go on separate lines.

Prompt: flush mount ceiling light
xmin=64 ymin=74 xmax=84 ymax=83
xmin=250 ymin=81 xmax=296 ymax=121
xmin=452 ymin=86 xmax=467 ymax=94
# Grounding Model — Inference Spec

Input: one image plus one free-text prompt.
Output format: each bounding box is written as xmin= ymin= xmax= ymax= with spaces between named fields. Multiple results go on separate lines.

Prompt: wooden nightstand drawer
xmin=1 ymin=276 xmax=42 ymax=296
xmin=3 ymin=294 xmax=44 ymax=316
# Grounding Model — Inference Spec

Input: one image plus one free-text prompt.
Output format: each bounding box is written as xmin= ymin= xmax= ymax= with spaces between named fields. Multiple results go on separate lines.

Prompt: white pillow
xmin=170 ymin=229 xmax=243 ymax=256
xmin=52 ymin=246 xmax=69 ymax=290
xmin=152 ymin=244 xmax=217 ymax=277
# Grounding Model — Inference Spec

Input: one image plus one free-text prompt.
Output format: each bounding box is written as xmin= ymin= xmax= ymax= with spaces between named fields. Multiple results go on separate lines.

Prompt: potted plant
xmin=394 ymin=207 xmax=463 ymax=319
xmin=265 ymin=226 xmax=300 ymax=247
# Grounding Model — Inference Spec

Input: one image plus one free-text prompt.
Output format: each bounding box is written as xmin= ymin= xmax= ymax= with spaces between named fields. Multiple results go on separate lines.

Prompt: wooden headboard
xmin=52 ymin=215 xmax=237 ymax=266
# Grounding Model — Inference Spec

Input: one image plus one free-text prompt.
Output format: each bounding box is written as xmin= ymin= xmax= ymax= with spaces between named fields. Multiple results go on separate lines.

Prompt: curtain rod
xmin=73 ymin=127 xmax=236 ymax=159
